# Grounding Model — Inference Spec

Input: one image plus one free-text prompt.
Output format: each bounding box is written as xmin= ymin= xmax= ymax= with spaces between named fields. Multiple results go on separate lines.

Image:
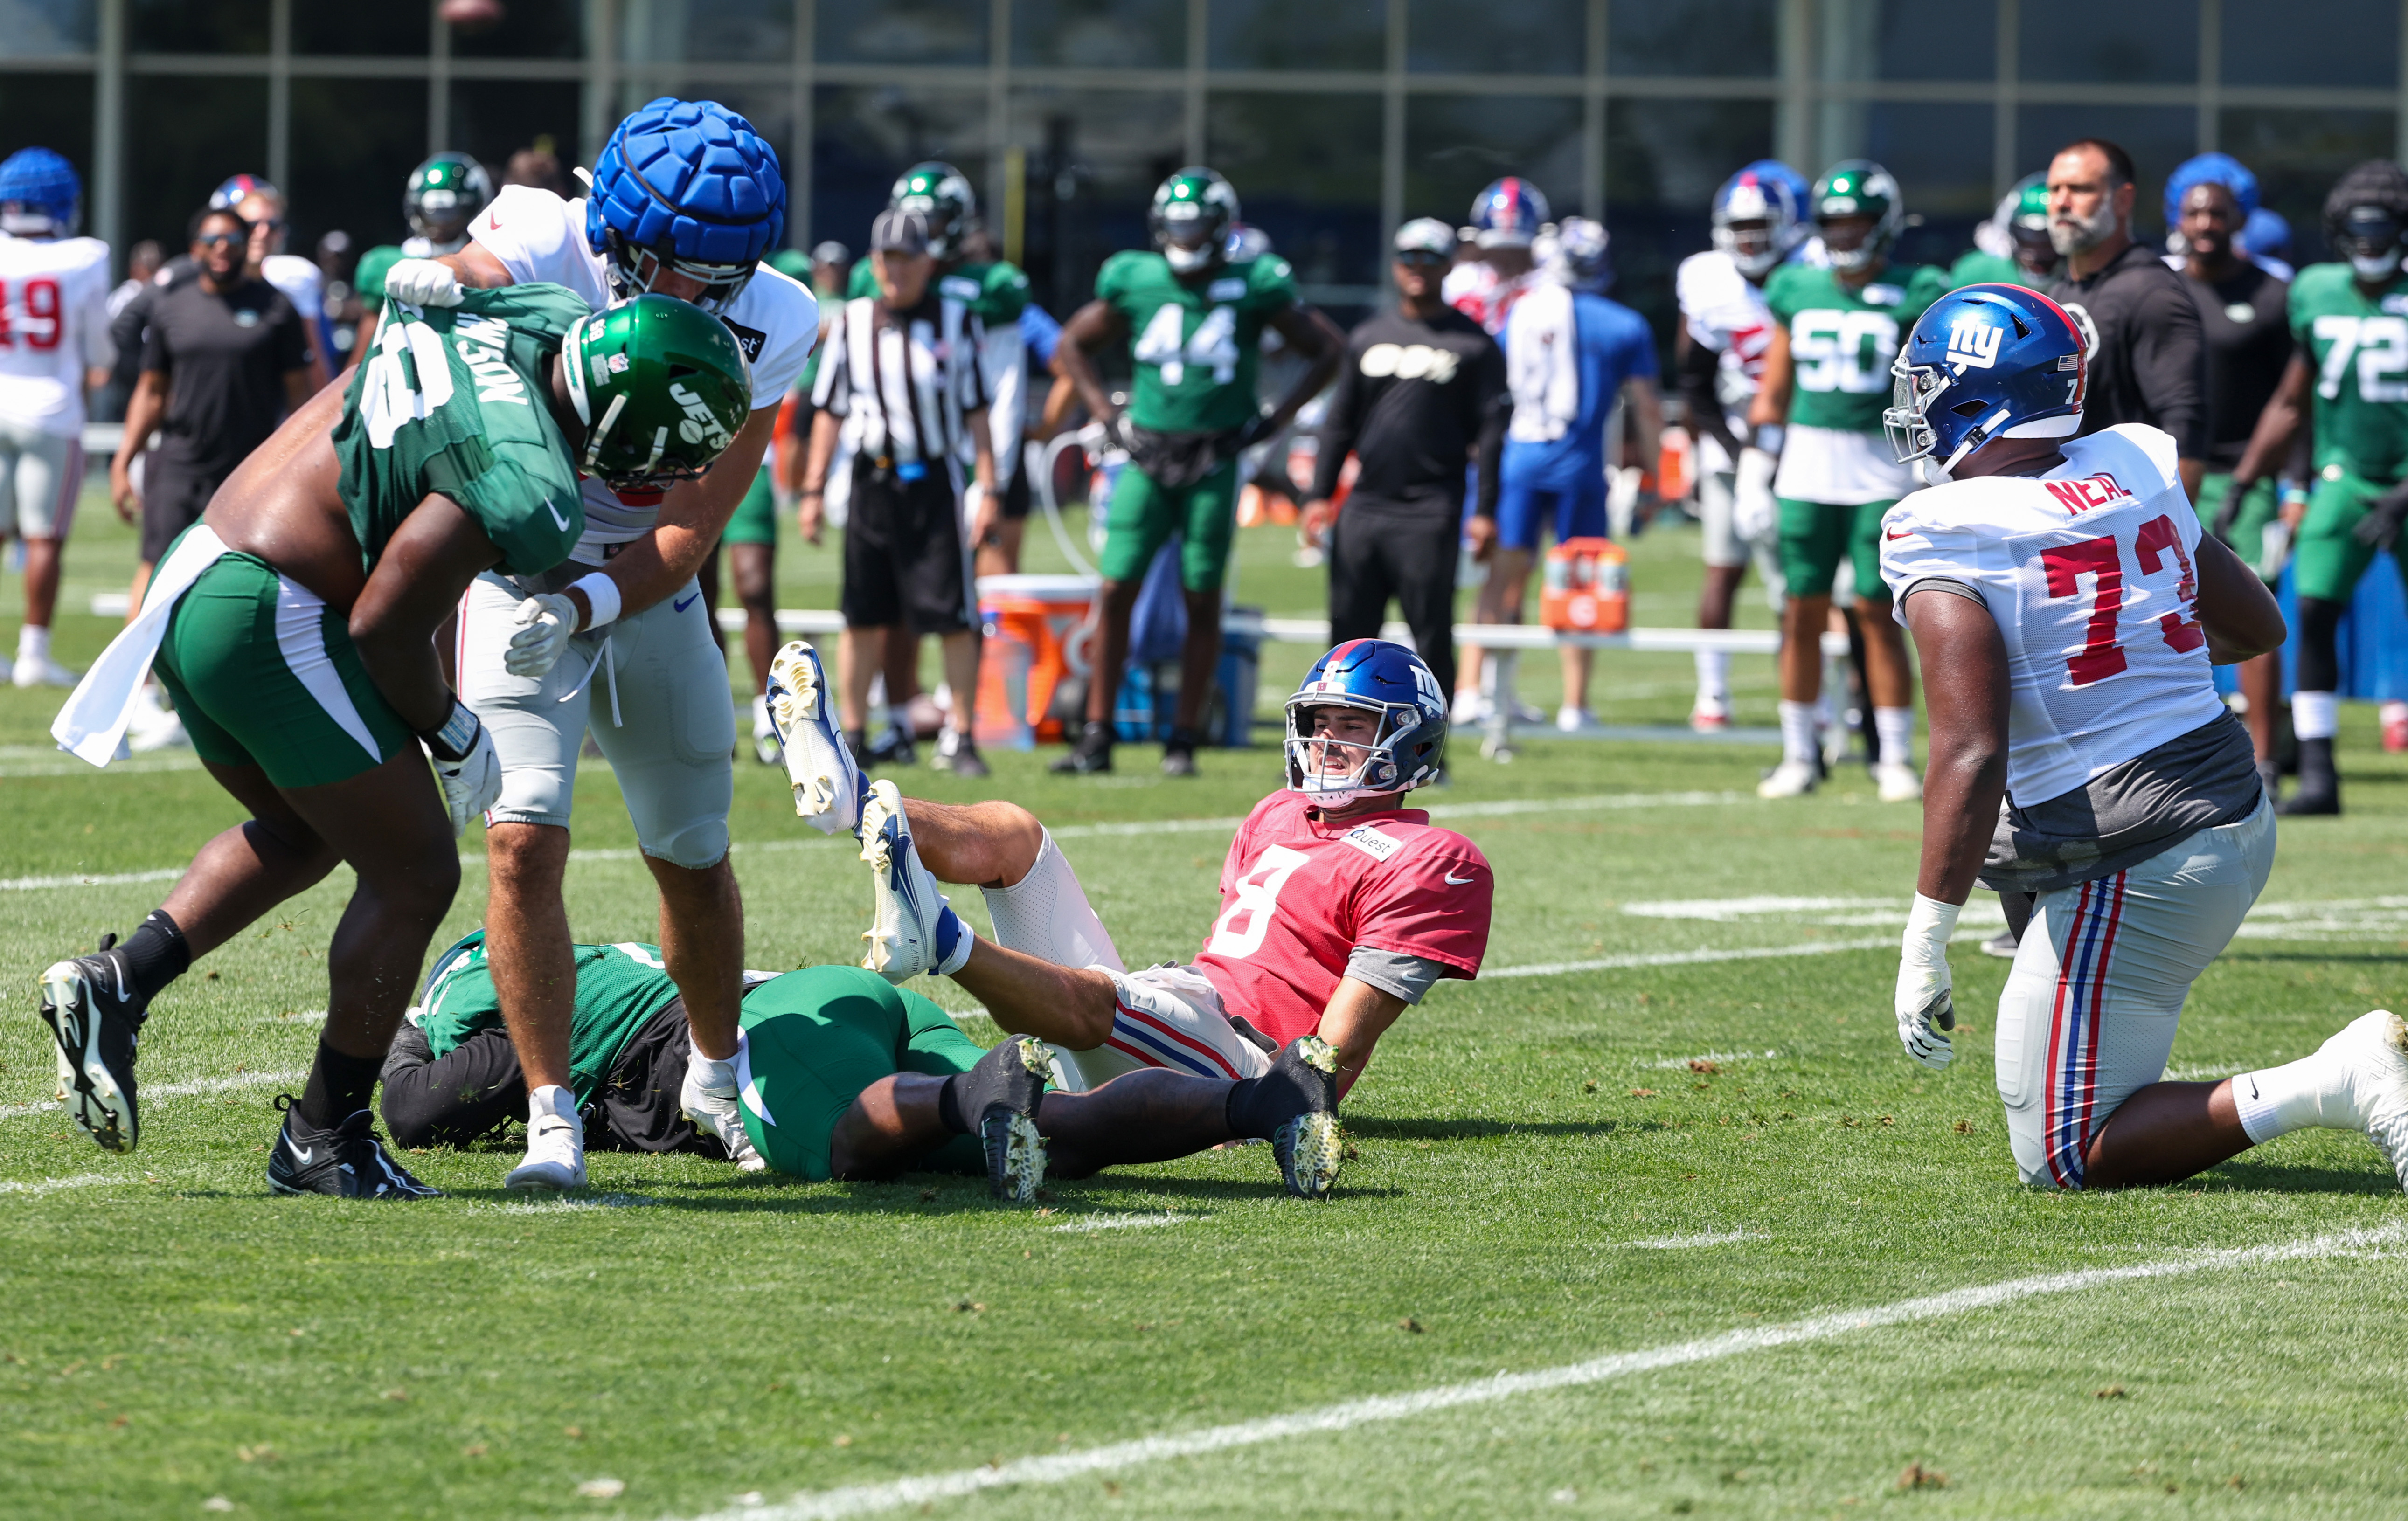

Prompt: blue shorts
xmin=1495 ymin=461 xmax=1607 ymax=553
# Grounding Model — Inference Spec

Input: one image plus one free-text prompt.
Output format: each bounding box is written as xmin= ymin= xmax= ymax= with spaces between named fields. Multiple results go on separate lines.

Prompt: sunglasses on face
xmin=243 ymin=216 xmax=284 ymax=233
xmin=1395 ymin=250 xmax=1449 ymax=267
xmin=195 ymin=232 xmax=243 ymax=247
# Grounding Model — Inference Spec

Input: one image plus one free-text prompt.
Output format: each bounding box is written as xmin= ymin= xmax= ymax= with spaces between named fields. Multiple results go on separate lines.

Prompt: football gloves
xmin=422 ymin=702 xmax=500 ymax=836
xmin=1894 ymin=893 xmax=1960 ymax=1071
xmin=1733 ymin=447 xmax=1780 ymax=545
xmin=382 ymin=257 xmax=463 ymax=308
xmin=505 ymin=592 xmax=580 ymax=679
xmin=2353 ymin=480 xmax=2408 ymax=550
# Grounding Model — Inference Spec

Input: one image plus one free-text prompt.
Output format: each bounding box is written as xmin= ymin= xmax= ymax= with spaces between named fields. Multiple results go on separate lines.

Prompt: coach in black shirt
xmin=1304 ymin=217 xmax=1507 ymax=695
xmin=2045 ymin=138 xmax=2210 ymax=498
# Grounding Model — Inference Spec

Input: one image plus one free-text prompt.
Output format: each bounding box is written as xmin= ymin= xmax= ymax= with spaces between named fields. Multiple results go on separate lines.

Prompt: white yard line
xmin=1629 ymin=1230 xmax=1762 ymax=1249
xmin=675 ymin=1223 xmax=2408 ymax=1521
xmin=0 ymin=1173 xmax=137 ymax=1198
xmin=1483 ymin=939 xmax=1894 ymax=981
xmin=1048 ymin=1213 xmax=1202 ymax=1234
xmin=0 ymin=1067 xmax=303 ymax=1121
xmin=1640 ymin=1050 xmax=1780 ymax=1070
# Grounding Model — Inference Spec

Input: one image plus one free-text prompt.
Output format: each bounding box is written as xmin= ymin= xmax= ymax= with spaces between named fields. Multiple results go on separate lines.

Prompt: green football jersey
xmin=1098 ymin=249 xmax=1298 ymax=434
xmin=844 ymin=258 xmax=1032 ymax=325
xmin=2290 ymin=262 xmax=2408 ymax=484
xmin=353 ymin=244 xmax=405 ymax=316
xmin=331 ymin=284 xmax=588 ymax=576
xmin=1764 ymin=262 xmax=1948 ymax=433
xmin=1948 ymin=249 xmax=2041 ymax=292
xmin=416 ymin=932 xmax=680 ymax=1108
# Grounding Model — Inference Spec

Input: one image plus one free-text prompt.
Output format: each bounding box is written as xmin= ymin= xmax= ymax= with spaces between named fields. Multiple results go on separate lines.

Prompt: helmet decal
xmin=1885 ymin=284 xmax=2086 ymax=477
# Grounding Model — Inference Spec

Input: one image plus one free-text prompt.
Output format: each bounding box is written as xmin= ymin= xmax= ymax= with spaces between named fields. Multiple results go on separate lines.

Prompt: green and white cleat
xmin=1231 ymin=1035 xmax=1344 ymax=1200
xmin=765 ymin=640 xmax=869 ymax=834
xmin=951 ymin=1034 xmax=1051 ymax=1203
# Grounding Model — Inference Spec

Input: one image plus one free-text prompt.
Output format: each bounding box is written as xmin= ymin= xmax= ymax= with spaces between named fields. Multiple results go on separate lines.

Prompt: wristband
xmin=1751 ymin=423 xmax=1785 ymax=455
xmin=1903 ymin=892 xmax=1961 ymax=958
xmin=569 ymin=571 xmax=621 ymax=631
xmin=422 ymin=698 xmax=483 ymax=763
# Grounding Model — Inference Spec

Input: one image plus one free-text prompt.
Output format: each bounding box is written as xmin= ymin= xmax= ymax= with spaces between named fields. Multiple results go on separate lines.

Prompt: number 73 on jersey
xmin=2040 ymin=513 xmax=2204 ymax=686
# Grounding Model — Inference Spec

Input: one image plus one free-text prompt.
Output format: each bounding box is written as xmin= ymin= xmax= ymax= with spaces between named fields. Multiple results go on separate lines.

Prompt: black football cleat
xmin=1161 ymin=727 xmax=1202 ymax=777
xmin=266 ymin=1098 xmax=442 ymax=1199
xmin=38 ymin=934 xmax=148 ymax=1152
xmin=1049 ymin=721 xmax=1115 ymax=774
xmin=1232 ymin=1036 xmax=1344 ymax=1200
xmin=952 ymin=1035 xmax=1050 ymax=1203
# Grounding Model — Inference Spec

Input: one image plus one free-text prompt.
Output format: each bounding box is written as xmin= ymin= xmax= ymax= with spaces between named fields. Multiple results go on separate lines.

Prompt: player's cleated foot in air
xmin=766 ymin=640 xmax=871 ymax=835
xmin=1050 ymin=720 xmax=1115 ymax=774
xmin=38 ymin=935 xmax=148 ymax=1153
xmin=681 ymin=1049 xmax=767 ymax=1173
xmin=1162 ymin=727 xmax=1202 ymax=777
xmin=952 ymin=1034 xmax=1051 ymax=1203
xmin=859 ymin=780 xmax=971 ymax=982
xmin=750 ymin=693 xmax=781 ymax=766
xmin=1231 ymin=1036 xmax=1344 ymax=1200
xmin=266 ymin=1099 xmax=442 ymax=1198
xmin=1872 ymin=761 xmax=1923 ymax=803
xmin=2324 ymin=1009 xmax=2408 ymax=1190
xmin=1756 ymin=758 xmax=1819 ymax=799
xmin=505 ymin=1091 xmax=588 ymax=1190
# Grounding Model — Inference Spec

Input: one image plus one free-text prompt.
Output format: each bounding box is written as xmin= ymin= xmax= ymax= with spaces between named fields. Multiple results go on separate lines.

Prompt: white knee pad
xmin=979 ymin=830 xmax=1125 ymax=973
xmin=645 ymin=818 xmax=730 ymax=871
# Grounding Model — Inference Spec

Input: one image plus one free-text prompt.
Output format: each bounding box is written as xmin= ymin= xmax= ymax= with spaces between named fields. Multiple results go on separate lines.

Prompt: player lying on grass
xmin=764 ymin=635 xmax=1494 ymax=1197
xmin=1881 ymin=283 xmax=2408 ymax=1192
xmin=38 ymin=290 xmax=751 ymax=1198
xmin=379 ymin=932 xmax=1342 ymax=1202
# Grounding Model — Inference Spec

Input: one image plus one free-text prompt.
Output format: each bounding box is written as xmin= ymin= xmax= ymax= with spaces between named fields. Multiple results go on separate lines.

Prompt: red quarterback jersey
xmin=1192 ymin=792 xmax=1493 ymax=1045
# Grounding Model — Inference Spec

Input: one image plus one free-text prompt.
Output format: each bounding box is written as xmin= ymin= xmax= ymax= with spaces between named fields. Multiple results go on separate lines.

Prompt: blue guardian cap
xmin=587 ymin=97 xmax=787 ymax=313
xmin=1884 ymin=283 xmax=2088 ymax=479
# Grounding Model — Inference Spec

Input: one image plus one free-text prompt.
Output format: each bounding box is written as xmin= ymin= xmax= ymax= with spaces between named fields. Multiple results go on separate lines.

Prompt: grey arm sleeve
xmin=1344 ymin=947 xmax=1454 ymax=1005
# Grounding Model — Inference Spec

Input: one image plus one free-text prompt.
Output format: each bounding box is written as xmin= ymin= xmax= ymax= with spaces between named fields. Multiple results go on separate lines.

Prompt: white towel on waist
xmin=51 ymin=525 xmax=231 ymax=766
xmin=1505 ymin=281 xmax=1581 ymax=444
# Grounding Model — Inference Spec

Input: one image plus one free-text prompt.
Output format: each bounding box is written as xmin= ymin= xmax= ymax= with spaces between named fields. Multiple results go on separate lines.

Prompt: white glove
xmin=1894 ymin=893 xmax=1961 ymax=1070
xmin=505 ymin=592 xmax=580 ymax=679
xmin=1733 ymin=446 xmax=1780 ymax=544
xmin=384 ymin=257 xmax=464 ymax=308
xmin=424 ymin=705 xmax=500 ymax=837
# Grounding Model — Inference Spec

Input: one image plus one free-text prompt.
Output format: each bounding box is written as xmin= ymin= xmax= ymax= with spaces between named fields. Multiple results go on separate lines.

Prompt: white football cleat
xmin=505 ymin=1106 xmax=587 ymax=1190
xmin=1554 ymin=705 xmax=1596 ymax=734
xmin=1689 ymin=696 xmax=1731 ymax=733
xmin=682 ymin=1052 xmax=767 ymax=1172
xmin=1756 ymin=759 xmax=1819 ymax=799
xmin=2326 ymin=1009 xmax=2408 ymax=1190
xmin=765 ymin=640 xmax=868 ymax=834
xmin=126 ymin=705 xmax=188 ymax=753
xmin=1873 ymin=761 xmax=1924 ymax=803
xmin=12 ymin=652 xmax=75 ymax=689
xmin=859 ymin=780 xmax=970 ymax=983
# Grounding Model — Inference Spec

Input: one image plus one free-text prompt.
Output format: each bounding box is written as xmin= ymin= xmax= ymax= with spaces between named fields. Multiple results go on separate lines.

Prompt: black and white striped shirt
xmin=809 ymin=292 xmax=989 ymax=489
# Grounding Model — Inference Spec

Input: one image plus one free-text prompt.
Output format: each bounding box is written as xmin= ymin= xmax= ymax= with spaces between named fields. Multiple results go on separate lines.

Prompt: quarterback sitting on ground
xmin=764 ymin=636 xmax=1495 ymax=1198
xmin=1881 ymin=282 xmax=2408 ymax=1192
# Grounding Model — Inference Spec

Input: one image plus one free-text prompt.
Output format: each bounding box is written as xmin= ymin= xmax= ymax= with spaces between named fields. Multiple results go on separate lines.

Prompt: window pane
xmin=1858 ymin=101 xmax=1994 ymax=267
xmin=2222 ymin=0 xmax=2396 ymax=90
xmin=1609 ymin=0 xmax=1777 ymax=78
xmin=287 ymin=78 xmax=430 ymax=257
xmin=2221 ymin=107 xmax=2398 ymax=264
xmin=131 ymin=0 xmax=268 ymax=53
xmin=2017 ymin=104 xmax=2196 ymax=242
xmin=292 ymin=4 xmax=428 ymax=55
xmin=1874 ymin=0 xmax=1995 ymax=82
xmin=129 ymin=75 xmax=266 ymax=247
xmin=0 ymin=73 xmax=95 ymax=202
xmin=1007 ymin=88 xmax=1185 ymax=318
xmin=449 ymin=80 xmax=584 ymax=183
xmin=818 ymin=0 xmax=988 ymax=66
xmin=1208 ymin=92 xmax=1384 ymax=316
xmin=618 ymin=0 xmax=792 ymax=64
xmin=451 ymin=0 xmax=586 ymax=59
xmin=814 ymin=86 xmax=989 ymax=264
xmin=2020 ymin=0 xmax=2195 ymax=84
xmin=1209 ymin=0 xmax=1383 ymax=72
xmin=609 ymin=82 xmax=792 ymax=202
xmin=1605 ymin=97 xmax=1775 ymax=359
xmin=1014 ymin=0 xmax=1182 ymax=69
xmin=1409 ymin=0 xmax=1582 ymax=76
xmin=1406 ymin=95 xmax=1584 ymax=230
xmin=0 ymin=0 xmax=95 ymax=55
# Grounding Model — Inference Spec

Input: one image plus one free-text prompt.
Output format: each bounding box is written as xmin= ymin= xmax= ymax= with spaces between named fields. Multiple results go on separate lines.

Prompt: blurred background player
xmin=1748 ymin=161 xmax=1943 ymax=802
xmin=352 ymin=152 xmax=495 ymax=357
xmin=0 ymin=148 xmax=113 ymax=689
xmin=2223 ymin=161 xmax=2408 ymax=816
xmin=1462 ymin=217 xmax=1660 ymax=738
xmin=2241 ymin=207 xmax=2296 ymax=280
xmin=1050 ymin=167 xmax=1342 ymax=777
xmin=212 ymin=176 xmax=331 ymax=394
xmin=1445 ymin=177 xmax=1549 ymax=336
xmin=1950 ymin=174 xmax=2058 ymax=290
xmin=1304 ymin=216 xmax=1506 ymax=706
xmin=1678 ymin=160 xmax=1808 ymax=730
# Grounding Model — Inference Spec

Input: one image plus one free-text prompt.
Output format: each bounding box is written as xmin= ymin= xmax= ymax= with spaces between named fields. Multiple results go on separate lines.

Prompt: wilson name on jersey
xmin=1879 ymin=424 xmax=2227 ymax=807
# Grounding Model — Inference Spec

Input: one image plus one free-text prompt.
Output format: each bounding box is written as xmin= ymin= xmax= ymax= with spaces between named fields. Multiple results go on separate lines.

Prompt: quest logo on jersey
xmin=2043 ymin=472 xmax=2135 ymax=515
xmin=721 ymin=318 xmax=767 ymax=363
xmin=1340 ymin=824 xmax=1403 ymax=862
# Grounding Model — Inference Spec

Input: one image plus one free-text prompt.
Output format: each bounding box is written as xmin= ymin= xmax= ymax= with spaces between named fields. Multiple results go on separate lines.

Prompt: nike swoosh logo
xmin=1884 ymin=528 xmax=1915 ymax=540
xmin=288 ymin=1142 xmax=314 ymax=1165
xmin=1445 ymin=871 xmax=1477 ymax=885
xmin=673 ymin=592 xmax=700 ymax=613
xmin=548 ymin=502 xmax=572 ymax=530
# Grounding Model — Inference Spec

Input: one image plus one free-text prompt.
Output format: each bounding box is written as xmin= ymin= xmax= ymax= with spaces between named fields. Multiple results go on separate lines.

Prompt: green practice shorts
xmin=2291 ymin=468 xmax=2408 ymax=605
xmin=722 ymin=466 xmax=779 ymax=546
xmin=152 ymin=549 xmax=416 ymax=789
xmin=1098 ymin=458 xmax=1239 ymax=592
xmin=1777 ymin=496 xmax=1895 ymax=601
xmin=735 ymin=964 xmax=988 ymax=1181
xmin=2201 ymin=472 xmax=2281 ymax=583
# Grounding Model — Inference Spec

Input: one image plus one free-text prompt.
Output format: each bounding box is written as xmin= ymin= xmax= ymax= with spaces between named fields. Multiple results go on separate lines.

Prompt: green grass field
xmin=3 ymin=496 xmax=2406 ymax=1519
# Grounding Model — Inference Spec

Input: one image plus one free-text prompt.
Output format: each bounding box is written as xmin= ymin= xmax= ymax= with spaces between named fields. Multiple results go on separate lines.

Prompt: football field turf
xmin=4 ymin=507 xmax=2407 ymax=1518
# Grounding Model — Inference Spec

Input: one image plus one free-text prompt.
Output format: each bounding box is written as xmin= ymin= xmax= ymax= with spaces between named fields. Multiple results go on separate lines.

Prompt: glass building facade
xmin=4 ymin=0 xmax=2405 ymax=342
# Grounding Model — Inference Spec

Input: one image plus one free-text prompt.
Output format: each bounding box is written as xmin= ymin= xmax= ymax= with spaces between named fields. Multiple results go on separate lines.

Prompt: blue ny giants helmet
xmin=1284 ymin=640 xmax=1447 ymax=808
xmin=1469 ymin=177 xmax=1550 ymax=250
xmin=587 ymin=97 xmax=786 ymax=313
xmin=1885 ymin=283 xmax=2087 ymax=479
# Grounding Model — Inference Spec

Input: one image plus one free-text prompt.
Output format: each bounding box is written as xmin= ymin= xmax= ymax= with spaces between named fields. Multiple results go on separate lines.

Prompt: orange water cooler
xmin=974 ymin=574 xmax=1100 ymax=749
xmin=1539 ymin=538 xmax=1629 ymax=634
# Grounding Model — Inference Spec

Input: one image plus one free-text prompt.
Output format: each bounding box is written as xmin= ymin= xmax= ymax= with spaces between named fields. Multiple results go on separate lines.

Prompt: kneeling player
xmin=382 ymin=932 xmax=1340 ymax=1202
xmin=1882 ymin=283 xmax=2408 ymax=1192
xmin=765 ymin=636 xmax=1493 ymax=1198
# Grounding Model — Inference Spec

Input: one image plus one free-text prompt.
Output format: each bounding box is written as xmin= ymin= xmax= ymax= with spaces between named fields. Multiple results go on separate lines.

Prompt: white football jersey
xmin=1675 ymin=248 xmax=1775 ymax=414
xmin=1879 ymin=424 xmax=2228 ymax=807
xmin=468 ymin=184 xmax=820 ymax=559
xmin=0 ymin=234 xmax=114 ymax=436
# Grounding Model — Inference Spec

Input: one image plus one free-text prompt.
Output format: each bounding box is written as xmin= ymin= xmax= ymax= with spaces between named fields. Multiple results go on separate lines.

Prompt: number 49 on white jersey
xmin=1878 ymin=423 xmax=2230 ymax=806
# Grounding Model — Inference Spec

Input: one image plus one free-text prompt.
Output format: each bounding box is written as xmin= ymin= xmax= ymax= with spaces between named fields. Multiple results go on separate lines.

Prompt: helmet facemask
xmin=1157 ymin=200 xmax=1222 ymax=273
xmin=2335 ymin=206 xmax=2406 ymax=283
xmin=1284 ymin=698 xmax=1418 ymax=809
xmin=604 ymin=230 xmax=757 ymax=314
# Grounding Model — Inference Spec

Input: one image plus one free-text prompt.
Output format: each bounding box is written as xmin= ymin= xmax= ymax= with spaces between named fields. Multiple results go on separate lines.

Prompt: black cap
xmin=870 ymin=208 xmax=931 ymax=255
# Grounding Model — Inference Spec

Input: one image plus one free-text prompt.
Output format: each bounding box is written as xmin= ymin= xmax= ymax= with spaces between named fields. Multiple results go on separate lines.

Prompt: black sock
xmin=119 ymin=910 xmax=190 ymax=1001
xmin=936 ymin=1075 xmax=970 ymax=1135
xmin=295 ymin=1037 xmax=383 ymax=1131
xmin=1224 ymin=1077 xmax=1262 ymax=1138
xmin=2298 ymin=736 xmax=2337 ymax=789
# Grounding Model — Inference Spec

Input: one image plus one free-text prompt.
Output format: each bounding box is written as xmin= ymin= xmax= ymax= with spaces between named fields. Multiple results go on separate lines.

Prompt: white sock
xmin=527 ymin=1083 xmax=579 ymax=1126
xmin=688 ymin=1032 xmax=740 ymax=1090
xmin=17 ymin=624 xmax=48 ymax=662
xmin=1778 ymin=700 xmax=1819 ymax=765
xmin=2232 ymin=1051 xmax=2357 ymax=1144
xmin=1694 ymin=649 xmax=1729 ymax=706
xmin=1874 ymin=706 xmax=1915 ymax=767
xmin=2293 ymin=690 xmax=2340 ymax=740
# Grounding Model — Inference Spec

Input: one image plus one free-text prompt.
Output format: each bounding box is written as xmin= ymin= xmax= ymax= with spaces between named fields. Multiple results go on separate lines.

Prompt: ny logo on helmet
xmin=670 ymin=382 xmax=733 ymax=449
xmin=1945 ymin=318 xmax=2004 ymax=373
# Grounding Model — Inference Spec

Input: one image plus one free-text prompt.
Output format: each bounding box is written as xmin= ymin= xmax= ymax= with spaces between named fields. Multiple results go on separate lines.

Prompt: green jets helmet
xmin=405 ymin=152 xmax=494 ymax=245
xmin=1811 ymin=159 xmax=1903 ymax=273
xmin=561 ymin=294 xmax=753 ymax=492
xmin=1150 ymin=167 xmax=1239 ymax=275
xmin=889 ymin=161 xmax=976 ymax=260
